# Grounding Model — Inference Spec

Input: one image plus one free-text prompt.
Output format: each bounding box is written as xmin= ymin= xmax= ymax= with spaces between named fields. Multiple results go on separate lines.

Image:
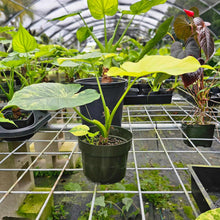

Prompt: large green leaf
xmin=129 ymin=0 xmax=166 ymax=15
xmin=12 ymin=23 xmax=37 ymax=53
xmin=107 ymin=55 xmax=202 ymax=78
xmin=7 ymin=83 xmax=100 ymax=110
xmin=87 ymin=0 xmax=118 ymax=19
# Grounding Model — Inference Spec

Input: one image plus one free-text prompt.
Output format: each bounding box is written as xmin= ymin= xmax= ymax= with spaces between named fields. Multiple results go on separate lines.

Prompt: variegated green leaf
xmin=6 ymin=83 xmax=100 ymax=110
xmin=107 ymin=55 xmax=202 ymax=77
xmin=69 ymin=125 xmax=90 ymax=136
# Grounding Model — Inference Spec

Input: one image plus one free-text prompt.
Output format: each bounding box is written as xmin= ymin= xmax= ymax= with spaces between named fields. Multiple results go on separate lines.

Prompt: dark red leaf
xmin=193 ymin=17 xmax=215 ymax=61
xmin=174 ymin=15 xmax=192 ymax=41
xmin=182 ymin=58 xmax=204 ymax=87
xmin=182 ymin=68 xmax=203 ymax=87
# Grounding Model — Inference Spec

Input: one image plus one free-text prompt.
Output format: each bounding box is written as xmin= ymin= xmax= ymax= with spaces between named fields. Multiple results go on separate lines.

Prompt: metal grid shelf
xmin=0 ymin=94 xmax=220 ymax=220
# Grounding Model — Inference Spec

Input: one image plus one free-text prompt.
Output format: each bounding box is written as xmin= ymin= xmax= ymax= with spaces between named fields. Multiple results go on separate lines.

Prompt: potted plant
xmin=170 ymin=8 xmax=219 ymax=147
xmin=3 ymin=54 xmax=204 ymax=184
xmin=51 ymin=0 xmax=173 ymax=123
xmin=0 ymin=24 xmax=55 ymax=141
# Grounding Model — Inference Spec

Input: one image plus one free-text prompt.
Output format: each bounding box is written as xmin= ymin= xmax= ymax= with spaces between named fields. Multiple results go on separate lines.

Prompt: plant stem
xmin=105 ymin=201 xmax=126 ymax=219
xmin=106 ymin=14 xmax=123 ymax=52
xmin=104 ymin=15 xmax=108 ymax=49
xmin=111 ymin=15 xmax=135 ymax=52
xmin=106 ymin=77 xmax=138 ymax=131
xmin=79 ymin=14 xmax=105 ymax=52
xmin=73 ymin=107 xmax=107 ymax=137
xmin=167 ymin=32 xmax=175 ymax=42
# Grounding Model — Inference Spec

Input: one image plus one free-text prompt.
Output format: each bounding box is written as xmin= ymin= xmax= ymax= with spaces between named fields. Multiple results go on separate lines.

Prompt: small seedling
xmin=69 ymin=124 xmax=100 ymax=145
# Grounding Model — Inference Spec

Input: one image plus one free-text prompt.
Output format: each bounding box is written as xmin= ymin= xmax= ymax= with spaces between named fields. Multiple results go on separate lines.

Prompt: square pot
xmin=188 ymin=165 xmax=220 ymax=213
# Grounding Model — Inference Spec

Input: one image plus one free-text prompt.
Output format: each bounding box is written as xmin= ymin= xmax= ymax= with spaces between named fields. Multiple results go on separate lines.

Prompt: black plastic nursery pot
xmin=78 ymin=126 xmax=132 ymax=184
xmin=182 ymin=123 xmax=215 ymax=147
xmin=188 ymin=165 xmax=220 ymax=213
xmin=75 ymin=77 xmax=126 ymax=127
xmin=124 ymin=83 xmax=173 ymax=105
xmin=0 ymin=109 xmax=51 ymax=141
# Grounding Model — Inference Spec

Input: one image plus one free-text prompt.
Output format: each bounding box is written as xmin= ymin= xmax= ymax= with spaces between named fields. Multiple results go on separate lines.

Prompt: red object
xmin=184 ymin=9 xmax=194 ymax=17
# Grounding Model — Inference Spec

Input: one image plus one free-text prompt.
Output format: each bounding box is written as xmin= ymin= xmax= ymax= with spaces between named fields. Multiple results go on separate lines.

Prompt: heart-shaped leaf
xmin=6 ymin=83 xmax=100 ymax=110
xmin=174 ymin=15 xmax=192 ymax=41
xmin=171 ymin=37 xmax=200 ymax=59
xmin=12 ymin=23 xmax=37 ymax=53
xmin=87 ymin=0 xmax=118 ymax=19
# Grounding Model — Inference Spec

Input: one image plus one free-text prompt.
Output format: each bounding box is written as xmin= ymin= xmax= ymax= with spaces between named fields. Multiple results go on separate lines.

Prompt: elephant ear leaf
xmin=6 ymin=83 xmax=100 ymax=111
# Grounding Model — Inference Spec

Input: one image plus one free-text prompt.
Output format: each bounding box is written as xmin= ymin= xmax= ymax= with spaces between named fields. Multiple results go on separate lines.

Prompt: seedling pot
xmin=75 ymin=77 xmax=126 ymax=126
xmin=188 ymin=165 xmax=220 ymax=213
xmin=78 ymin=126 xmax=132 ymax=184
xmin=182 ymin=123 xmax=215 ymax=147
xmin=0 ymin=109 xmax=51 ymax=141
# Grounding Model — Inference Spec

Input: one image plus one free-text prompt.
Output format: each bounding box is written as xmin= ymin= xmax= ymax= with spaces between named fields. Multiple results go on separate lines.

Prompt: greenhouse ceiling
xmin=0 ymin=0 xmax=219 ymax=48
